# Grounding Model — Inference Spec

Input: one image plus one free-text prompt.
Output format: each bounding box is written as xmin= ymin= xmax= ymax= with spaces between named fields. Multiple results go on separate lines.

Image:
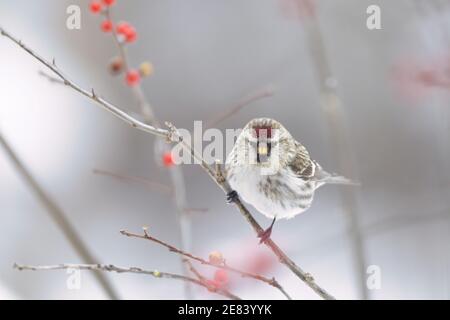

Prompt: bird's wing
xmin=288 ymin=141 xmax=359 ymax=186
xmin=288 ymin=141 xmax=316 ymax=180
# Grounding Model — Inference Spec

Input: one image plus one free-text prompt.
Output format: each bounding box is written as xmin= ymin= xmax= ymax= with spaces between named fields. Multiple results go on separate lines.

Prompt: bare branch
xmin=183 ymin=259 xmax=207 ymax=280
xmin=121 ymin=228 xmax=292 ymax=299
xmin=0 ymin=26 xmax=335 ymax=300
xmin=0 ymin=132 xmax=118 ymax=299
xmin=13 ymin=263 xmax=240 ymax=300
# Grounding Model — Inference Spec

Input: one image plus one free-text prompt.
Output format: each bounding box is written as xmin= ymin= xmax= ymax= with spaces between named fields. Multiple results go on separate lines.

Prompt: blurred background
xmin=0 ymin=0 xmax=449 ymax=299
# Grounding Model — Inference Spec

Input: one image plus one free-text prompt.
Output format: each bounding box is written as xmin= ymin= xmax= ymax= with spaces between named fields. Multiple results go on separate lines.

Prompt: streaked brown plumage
xmin=225 ymin=118 xmax=357 ymax=242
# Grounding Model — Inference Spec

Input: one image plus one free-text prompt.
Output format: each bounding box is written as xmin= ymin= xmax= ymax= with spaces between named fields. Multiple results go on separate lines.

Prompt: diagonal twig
xmin=0 ymin=132 xmax=119 ymax=299
xmin=121 ymin=228 xmax=292 ymax=299
xmin=93 ymin=168 xmax=173 ymax=195
xmin=13 ymin=263 xmax=240 ymax=300
xmin=205 ymin=86 xmax=275 ymax=128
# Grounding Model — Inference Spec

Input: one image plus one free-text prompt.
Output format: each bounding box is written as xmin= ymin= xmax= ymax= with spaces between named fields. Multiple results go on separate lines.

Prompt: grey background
xmin=0 ymin=0 xmax=449 ymax=299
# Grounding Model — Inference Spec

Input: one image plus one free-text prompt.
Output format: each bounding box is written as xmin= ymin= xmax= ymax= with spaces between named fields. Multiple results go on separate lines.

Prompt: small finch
xmin=225 ymin=118 xmax=358 ymax=243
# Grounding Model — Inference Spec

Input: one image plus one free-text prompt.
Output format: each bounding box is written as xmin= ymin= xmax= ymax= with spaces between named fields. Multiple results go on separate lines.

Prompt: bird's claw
xmin=258 ymin=217 xmax=276 ymax=244
xmin=226 ymin=190 xmax=239 ymax=204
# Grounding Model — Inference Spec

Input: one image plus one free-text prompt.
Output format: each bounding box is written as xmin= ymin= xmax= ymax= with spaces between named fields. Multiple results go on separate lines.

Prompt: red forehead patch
xmin=254 ymin=126 xmax=272 ymax=138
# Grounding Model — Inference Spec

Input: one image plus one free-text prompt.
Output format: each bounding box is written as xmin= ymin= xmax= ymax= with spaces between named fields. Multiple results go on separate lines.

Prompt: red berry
xmin=125 ymin=70 xmax=140 ymax=86
xmin=248 ymin=252 xmax=274 ymax=274
xmin=163 ymin=152 xmax=175 ymax=167
xmin=101 ymin=20 xmax=113 ymax=32
xmin=116 ymin=22 xmax=137 ymax=43
xmin=109 ymin=56 xmax=124 ymax=75
xmin=102 ymin=0 xmax=115 ymax=6
xmin=205 ymin=279 xmax=220 ymax=292
xmin=90 ymin=1 xmax=102 ymax=13
xmin=116 ymin=22 xmax=131 ymax=35
xmin=214 ymin=269 xmax=228 ymax=284
xmin=123 ymin=26 xmax=137 ymax=43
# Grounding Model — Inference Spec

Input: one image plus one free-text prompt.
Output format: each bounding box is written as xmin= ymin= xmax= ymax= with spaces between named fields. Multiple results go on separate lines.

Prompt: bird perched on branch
xmin=225 ymin=118 xmax=357 ymax=243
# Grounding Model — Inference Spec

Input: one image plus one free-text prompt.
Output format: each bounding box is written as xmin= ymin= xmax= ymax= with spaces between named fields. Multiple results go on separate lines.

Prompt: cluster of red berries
xmin=89 ymin=1 xmax=172 ymax=167
xmin=89 ymin=0 xmax=152 ymax=88
xmin=205 ymin=269 xmax=229 ymax=291
xmin=90 ymin=0 xmax=115 ymax=14
xmin=204 ymin=251 xmax=229 ymax=291
xmin=90 ymin=1 xmax=137 ymax=43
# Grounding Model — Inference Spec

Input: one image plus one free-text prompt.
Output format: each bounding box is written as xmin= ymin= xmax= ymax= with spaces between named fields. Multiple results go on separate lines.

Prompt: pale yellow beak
xmin=258 ymin=145 xmax=268 ymax=156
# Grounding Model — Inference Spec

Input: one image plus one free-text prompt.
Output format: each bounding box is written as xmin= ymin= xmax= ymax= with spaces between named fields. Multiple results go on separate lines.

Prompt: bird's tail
xmin=313 ymin=162 xmax=361 ymax=188
xmin=318 ymin=174 xmax=360 ymax=186
xmin=312 ymin=166 xmax=360 ymax=186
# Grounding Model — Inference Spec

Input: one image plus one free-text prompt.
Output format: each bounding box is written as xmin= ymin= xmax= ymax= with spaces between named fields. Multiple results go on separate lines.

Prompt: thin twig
xmin=103 ymin=8 xmax=194 ymax=298
xmin=0 ymin=26 xmax=335 ymax=300
xmin=104 ymin=8 xmax=157 ymax=125
xmin=183 ymin=207 xmax=209 ymax=215
xmin=93 ymin=168 xmax=173 ymax=195
xmin=13 ymin=263 xmax=240 ymax=300
xmin=205 ymin=86 xmax=276 ymax=128
xmin=183 ymin=259 xmax=207 ymax=281
xmin=93 ymin=169 xmax=208 ymax=214
xmin=0 ymin=132 xmax=119 ymax=299
xmin=121 ymin=229 xmax=292 ymax=299
xmin=297 ymin=7 xmax=368 ymax=298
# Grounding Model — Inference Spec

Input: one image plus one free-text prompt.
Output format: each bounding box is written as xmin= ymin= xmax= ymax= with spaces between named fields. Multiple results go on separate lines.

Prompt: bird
xmin=225 ymin=118 xmax=357 ymax=243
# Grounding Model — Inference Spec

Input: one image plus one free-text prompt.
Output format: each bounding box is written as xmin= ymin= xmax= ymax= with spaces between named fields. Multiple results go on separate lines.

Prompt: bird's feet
xmin=226 ymin=190 xmax=239 ymax=204
xmin=258 ymin=217 xmax=276 ymax=244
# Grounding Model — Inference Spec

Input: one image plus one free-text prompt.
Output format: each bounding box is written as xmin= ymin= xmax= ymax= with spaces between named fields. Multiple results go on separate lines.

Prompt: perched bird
xmin=225 ymin=118 xmax=357 ymax=243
